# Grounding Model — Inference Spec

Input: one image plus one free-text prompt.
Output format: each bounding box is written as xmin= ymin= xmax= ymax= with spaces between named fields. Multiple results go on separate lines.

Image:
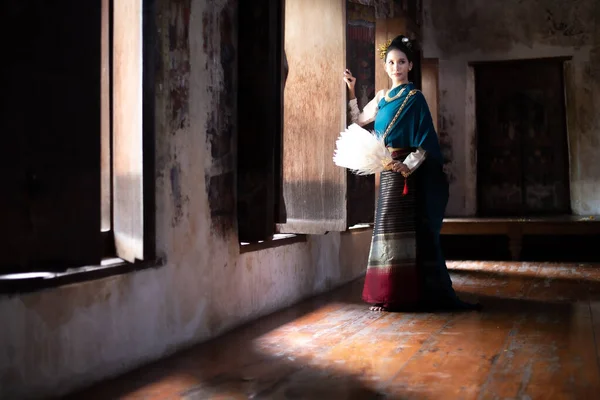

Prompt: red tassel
xmin=403 ymin=178 xmax=408 ymax=195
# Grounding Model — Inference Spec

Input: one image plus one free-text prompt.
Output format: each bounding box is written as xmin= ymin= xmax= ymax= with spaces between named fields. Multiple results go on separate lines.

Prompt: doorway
xmin=474 ymin=59 xmax=571 ymax=216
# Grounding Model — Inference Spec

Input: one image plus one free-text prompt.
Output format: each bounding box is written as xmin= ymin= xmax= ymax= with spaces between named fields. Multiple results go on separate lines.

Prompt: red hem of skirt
xmin=362 ymin=266 xmax=420 ymax=306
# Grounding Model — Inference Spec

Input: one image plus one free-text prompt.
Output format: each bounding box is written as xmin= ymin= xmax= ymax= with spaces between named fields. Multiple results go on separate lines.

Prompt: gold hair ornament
xmin=378 ymin=39 xmax=392 ymax=60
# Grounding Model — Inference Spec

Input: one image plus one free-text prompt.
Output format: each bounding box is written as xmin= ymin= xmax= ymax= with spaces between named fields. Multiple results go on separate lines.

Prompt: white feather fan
xmin=333 ymin=123 xmax=393 ymax=175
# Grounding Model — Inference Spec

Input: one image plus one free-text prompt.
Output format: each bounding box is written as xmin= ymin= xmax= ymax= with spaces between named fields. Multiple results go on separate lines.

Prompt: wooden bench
xmin=440 ymin=216 xmax=600 ymax=260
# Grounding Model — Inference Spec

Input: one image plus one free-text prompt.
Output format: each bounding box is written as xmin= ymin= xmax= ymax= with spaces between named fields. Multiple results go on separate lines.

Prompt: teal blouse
xmin=373 ymin=83 xmax=443 ymax=164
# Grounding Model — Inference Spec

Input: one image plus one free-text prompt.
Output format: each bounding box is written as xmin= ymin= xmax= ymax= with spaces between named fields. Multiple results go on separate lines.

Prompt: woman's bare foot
xmin=369 ymin=304 xmax=387 ymax=312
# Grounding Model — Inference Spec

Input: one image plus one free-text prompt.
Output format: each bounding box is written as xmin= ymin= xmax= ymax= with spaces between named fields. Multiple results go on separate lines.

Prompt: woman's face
xmin=385 ymin=48 xmax=412 ymax=85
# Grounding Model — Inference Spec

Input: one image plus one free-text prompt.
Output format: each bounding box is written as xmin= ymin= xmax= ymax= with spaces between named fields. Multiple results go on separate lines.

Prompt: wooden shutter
xmin=421 ymin=58 xmax=439 ymax=131
xmin=237 ymin=0 xmax=284 ymax=242
xmin=113 ymin=0 xmax=144 ymax=262
xmin=346 ymin=4 xmax=376 ymax=227
xmin=101 ymin=0 xmax=112 ymax=233
xmin=0 ymin=1 xmax=102 ymax=271
xmin=277 ymin=0 xmax=348 ymax=235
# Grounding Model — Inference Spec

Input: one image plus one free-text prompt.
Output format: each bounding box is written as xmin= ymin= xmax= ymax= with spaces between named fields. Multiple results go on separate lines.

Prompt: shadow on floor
xmin=64 ymin=280 xmax=409 ymax=400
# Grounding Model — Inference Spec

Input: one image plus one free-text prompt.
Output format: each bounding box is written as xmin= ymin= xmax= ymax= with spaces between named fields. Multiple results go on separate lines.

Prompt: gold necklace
xmin=384 ymin=86 xmax=407 ymax=102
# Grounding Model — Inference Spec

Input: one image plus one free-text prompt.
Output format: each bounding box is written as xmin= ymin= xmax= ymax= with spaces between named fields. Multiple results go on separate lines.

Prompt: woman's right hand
xmin=343 ymin=69 xmax=356 ymax=91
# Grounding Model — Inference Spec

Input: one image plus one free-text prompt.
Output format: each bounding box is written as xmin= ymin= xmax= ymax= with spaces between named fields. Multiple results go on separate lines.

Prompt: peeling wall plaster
xmin=0 ymin=1 xmax=371 ymax=398
xmin=423 ymin=0 xmax=600 ymax=215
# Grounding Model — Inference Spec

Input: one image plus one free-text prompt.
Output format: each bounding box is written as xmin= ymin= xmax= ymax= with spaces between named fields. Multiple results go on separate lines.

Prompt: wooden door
xmin=475 ymin=59 xmax=571 ymax=216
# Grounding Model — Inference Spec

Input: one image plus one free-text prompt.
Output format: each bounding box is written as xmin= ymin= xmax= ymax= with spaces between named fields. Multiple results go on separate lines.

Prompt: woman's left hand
xmin=390 ymin=161 xmax=410 ymax=176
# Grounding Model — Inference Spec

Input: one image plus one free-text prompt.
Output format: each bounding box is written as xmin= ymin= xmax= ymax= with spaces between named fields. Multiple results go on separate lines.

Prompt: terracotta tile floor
xmin=68 ymin=262 xmax=600 ymax=399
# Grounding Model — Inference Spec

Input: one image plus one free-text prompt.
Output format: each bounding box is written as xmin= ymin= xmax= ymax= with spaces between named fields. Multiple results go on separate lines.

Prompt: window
xmin=237 ymin=0 xmax=354 ymax=246
xmin=0 ymin=0 xmax=155 ymax=289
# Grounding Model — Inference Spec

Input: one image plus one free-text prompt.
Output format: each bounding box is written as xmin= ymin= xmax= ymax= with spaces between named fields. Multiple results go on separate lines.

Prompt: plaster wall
xmin=422 ymin=0 xmax=600 ymax=215
xmin=0 ymin=1 xmax=371 ymax=398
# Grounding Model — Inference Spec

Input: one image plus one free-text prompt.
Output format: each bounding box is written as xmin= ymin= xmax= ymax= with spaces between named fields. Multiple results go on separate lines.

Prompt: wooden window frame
xmin=237 ymin=0 xmax=295 ymax=248
xmin=238 ymin=0 xmax=364 ymax=251
xmin=0 ymin=0 xmax=157 ymax=295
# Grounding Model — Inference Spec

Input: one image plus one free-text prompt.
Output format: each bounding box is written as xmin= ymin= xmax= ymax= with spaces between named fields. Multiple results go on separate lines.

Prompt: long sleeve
xmin=403 ymin=147 xmax=426 ymax=174
xmin=348 ymin=90 xmax=384 ymax=127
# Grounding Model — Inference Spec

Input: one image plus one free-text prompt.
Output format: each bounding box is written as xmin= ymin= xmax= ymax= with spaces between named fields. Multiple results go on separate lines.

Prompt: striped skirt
xmin=362 ymin=151 xmax=419 ymax=308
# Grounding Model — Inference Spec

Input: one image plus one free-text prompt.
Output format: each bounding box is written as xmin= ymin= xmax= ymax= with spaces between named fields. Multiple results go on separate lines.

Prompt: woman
xmin=343 ymin=35 xmax=479 ymax=312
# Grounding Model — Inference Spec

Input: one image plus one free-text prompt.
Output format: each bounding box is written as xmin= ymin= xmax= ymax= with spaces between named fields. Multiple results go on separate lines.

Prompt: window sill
xmin=0 ymin=257 xmax=165 ymax=297
xmin=238 ymin=227 xmax=373 ymax=254
xmin=240 ymin=234 xmax=307 ymax=254
xmin=345 ymin=223 xmax=373 ymax=234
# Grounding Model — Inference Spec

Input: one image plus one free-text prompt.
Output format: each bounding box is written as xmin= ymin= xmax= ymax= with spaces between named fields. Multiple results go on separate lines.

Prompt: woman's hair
xmin=385 ymin=35 xmax=414 ymax=63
